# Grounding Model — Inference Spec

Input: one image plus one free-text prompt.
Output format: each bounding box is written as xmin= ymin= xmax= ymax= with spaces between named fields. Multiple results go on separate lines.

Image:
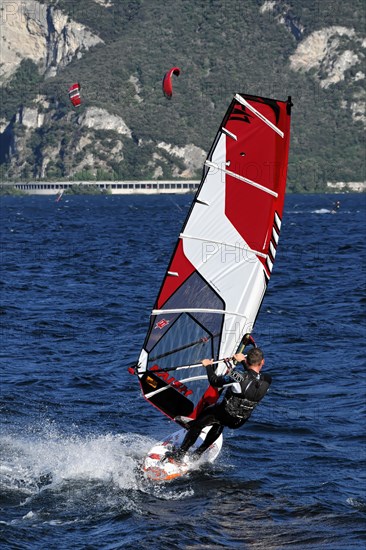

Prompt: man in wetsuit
xmin=164 ymin=347 xmax=271 ymax=462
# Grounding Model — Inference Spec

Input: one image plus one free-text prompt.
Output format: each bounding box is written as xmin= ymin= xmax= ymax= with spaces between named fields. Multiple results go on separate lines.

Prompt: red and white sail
xmin=135 ymin=93 xmax=292 ymax=422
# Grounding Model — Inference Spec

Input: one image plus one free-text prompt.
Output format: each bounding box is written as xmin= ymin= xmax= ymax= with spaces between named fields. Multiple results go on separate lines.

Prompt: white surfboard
xmin=143 ymin=427 xmax=223 ymax=482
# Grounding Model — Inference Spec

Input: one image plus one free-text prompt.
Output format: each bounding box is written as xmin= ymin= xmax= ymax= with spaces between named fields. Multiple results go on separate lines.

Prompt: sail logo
xmin=155 ymin=319 xmax=169 ymax=329
xmin=151 ymin=365 xmax=193 ymax=397
xmin=231 ymin=104 xmax=254 ymax=124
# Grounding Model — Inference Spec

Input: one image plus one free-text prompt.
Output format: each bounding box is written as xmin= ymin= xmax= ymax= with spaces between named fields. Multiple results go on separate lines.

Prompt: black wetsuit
xmin=178 ymin=362 xmax=272 ymax=456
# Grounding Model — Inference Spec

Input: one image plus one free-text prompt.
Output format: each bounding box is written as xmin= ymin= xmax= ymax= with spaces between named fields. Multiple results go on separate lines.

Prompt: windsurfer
xmin=163 ymin=348 xmax=271 ymax=463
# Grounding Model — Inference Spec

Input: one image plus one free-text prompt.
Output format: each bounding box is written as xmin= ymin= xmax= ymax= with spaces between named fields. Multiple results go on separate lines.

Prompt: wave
xmin=0 ymin=429 xmax=151 ymax=497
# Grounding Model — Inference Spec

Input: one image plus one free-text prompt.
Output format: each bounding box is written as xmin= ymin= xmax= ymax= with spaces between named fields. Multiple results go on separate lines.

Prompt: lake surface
xmin=1 ymin=193 xmax=365 ymax=549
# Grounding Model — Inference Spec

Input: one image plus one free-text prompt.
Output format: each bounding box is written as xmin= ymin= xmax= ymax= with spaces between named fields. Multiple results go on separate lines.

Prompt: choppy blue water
xmin=0 ymin=193 xmax=365 ymax=550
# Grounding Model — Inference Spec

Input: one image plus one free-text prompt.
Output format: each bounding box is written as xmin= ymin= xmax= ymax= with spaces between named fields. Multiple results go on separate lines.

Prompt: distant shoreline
xmin=0 ymin=180 xmax=200 ymax=196
xmin=0 ymin=180 xmax=365 ymax=196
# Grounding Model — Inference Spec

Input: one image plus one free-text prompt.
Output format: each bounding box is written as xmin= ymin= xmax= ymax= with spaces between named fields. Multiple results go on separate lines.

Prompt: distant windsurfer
xmin=163 ymin=348 xmax=271 ymax=462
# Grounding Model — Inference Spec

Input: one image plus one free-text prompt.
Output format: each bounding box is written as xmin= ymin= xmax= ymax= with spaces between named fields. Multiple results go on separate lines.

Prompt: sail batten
xmin=204 ymin=160 xmax=279 ymax=198
xmin=179 ymin=233 xmax=268 ymax=259
xmin=221 ymin=127 xmax=237 ymax=140
xmin=151 ymin=308 xmax=248 ymax=317
xmin=135 ymin=92 xmax=292 ymax=422
xmin=235 ymin=93 xmax=284 ymax=137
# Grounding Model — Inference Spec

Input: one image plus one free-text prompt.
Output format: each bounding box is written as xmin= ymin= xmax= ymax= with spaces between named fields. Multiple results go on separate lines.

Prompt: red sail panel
xmin=156 ymin=240 xmax=195 ymax=309
xmin=224 ymin=95 xmax=291 ymax=269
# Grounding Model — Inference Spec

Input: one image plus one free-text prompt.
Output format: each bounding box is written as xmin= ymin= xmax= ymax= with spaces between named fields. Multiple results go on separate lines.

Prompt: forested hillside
xmin=0 ymin=0 xmax=365 ymax=191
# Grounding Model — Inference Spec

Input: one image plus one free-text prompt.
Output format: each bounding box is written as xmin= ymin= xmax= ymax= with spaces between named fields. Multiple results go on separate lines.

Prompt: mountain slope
xmin=0 ymin=0 xmax=365 ymax=190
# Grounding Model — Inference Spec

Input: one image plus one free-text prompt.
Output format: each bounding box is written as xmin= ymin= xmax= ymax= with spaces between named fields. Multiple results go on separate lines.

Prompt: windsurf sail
xmin=132 ymin=93 xmax=292 ymax=423
xmin=55 ymin=189 xmax=64 ymax=203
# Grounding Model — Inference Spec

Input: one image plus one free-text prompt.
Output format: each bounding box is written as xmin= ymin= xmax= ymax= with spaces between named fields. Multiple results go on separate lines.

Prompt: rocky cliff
xmin=290 ymin=26 xmax=365 ymax=126
xmin=1 ymin=99 xmax=205 ymax=180
xmin=0 ymin=0 xmax=103 ymax=82
xmin=262 ymin=3 xmax=365 ymax=127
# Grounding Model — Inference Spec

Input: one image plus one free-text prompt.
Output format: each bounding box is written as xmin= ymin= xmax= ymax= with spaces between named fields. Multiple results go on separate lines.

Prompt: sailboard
xmin=143 ymin=425 xmax=222 ymax=481
xmin=130 ymin=92 xmax=292 ymax=479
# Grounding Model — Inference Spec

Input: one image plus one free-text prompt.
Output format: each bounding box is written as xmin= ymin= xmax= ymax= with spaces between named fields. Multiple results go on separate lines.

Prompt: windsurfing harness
xmin=206 ymin=362 xmax=272 ymax=420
